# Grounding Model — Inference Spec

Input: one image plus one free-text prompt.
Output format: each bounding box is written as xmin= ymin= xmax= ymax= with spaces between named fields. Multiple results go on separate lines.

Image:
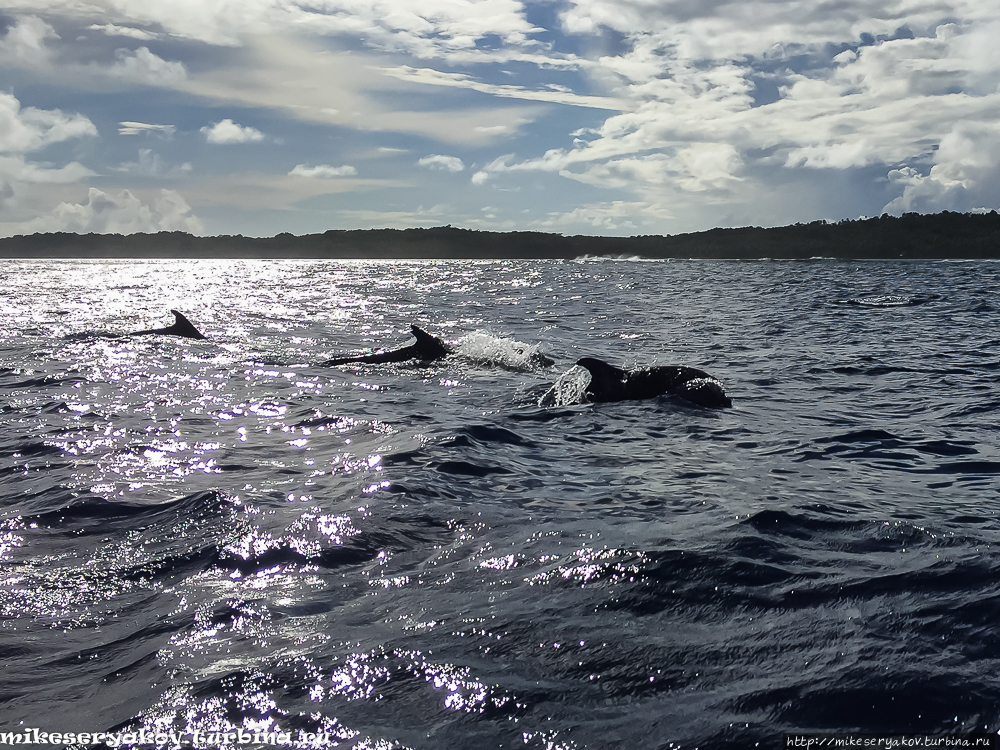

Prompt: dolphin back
xmin=323 ymin=345 xmax=418 ymax=366
xmin=576 ymin=358 xmax=731 ymax=407
xmin=323 ymin=324 xmax=449 ymax=366
xmin=576 ymin=357 xmax=630 ymax=401
xmin=673 ymin=377 xmax=732 ymax=408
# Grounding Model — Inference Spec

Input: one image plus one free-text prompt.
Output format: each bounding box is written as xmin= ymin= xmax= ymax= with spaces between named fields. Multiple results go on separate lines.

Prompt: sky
xmin=0 ymin=0 xmax=999 ymax=238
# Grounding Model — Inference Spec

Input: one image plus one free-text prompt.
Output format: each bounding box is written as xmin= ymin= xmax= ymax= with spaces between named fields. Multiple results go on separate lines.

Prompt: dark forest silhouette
xmin=3 ymin=211 xmax=999 ymax=259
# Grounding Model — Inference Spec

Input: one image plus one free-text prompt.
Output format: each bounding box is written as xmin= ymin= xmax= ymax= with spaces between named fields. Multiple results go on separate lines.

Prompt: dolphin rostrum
xmin=323 ymin=325 xmax=451 ymax=366
xmin=130 ymin=310 xmax=206 ymax=340
xmin=575 ymin=357 xmax=732 ymax=408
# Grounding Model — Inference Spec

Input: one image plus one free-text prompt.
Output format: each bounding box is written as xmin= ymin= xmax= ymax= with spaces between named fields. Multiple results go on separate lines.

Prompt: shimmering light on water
xmin=0 ymin=259 xmax=999 ymax=748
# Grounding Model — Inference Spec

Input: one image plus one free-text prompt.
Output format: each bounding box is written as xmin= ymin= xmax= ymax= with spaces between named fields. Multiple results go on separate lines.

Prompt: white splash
xmin=454 ymin=331 xmax=554 ymax=372
xmin=538 ymin=365 xmax=591 ymax=406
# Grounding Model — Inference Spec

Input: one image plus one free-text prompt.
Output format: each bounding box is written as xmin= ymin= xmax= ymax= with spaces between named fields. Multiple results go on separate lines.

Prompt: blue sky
xmin=0 ymin=0 xmax=998 ymax=237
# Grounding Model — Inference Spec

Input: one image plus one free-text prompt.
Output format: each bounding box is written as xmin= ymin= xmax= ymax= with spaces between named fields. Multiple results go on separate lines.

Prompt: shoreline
xmin=2 ymin=210 xmax=998 ymax=260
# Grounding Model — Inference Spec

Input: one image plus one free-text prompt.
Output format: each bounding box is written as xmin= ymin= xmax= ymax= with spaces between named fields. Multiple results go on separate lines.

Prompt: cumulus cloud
xmin=0 ymin=15 xmax=58 ymax=67
xmin=0 ymin=18 xmax=188 ymax=90
xmin=200 ymin=119 xmax=265 ymax=144
xmin=1 ymin=0 xmax=552 ymax=62
xmin=21 ymin=187 xmax=204 ymax=234
xmin=550 ymin=145 xmax=744 ymax=193
xmin=455 ymin=1 xmax=1000 ymax=225
xmin=0 ymin=92 xmax=97 ymax=155
xmin=883 ymin=122 xmax=1000 ymax=214
xmin=0 ymin=155 xmax=93 ymax=184
xmin=418 ymin=154 xmax=465 ymax=172
xmin=8 ymin=0 xmax=1000 ymax=232
xmin=79 ymin=0 xmax=550 ymax=62
xmin=0 ymin=92 xmax=97 ymax=229
xmin=288 ymin=164 xmax=358 ymax=178
xmin=111 ymin=47 xmax=186 ymax=84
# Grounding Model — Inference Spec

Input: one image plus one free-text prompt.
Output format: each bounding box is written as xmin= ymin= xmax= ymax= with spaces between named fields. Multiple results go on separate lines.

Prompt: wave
xmin=573 ymin=254 xmax=664 ymax=263
xmin=841 ymin=294 xmax=940 ymax=307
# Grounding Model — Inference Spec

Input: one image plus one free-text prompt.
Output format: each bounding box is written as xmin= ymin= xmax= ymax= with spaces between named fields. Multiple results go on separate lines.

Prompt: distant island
xmin=3 ymin=211 xmax=1000 ymax=259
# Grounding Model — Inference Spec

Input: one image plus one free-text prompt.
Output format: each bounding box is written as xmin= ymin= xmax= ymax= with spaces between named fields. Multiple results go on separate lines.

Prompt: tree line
xmin=2 ymin=211 xmax=999 ymax=259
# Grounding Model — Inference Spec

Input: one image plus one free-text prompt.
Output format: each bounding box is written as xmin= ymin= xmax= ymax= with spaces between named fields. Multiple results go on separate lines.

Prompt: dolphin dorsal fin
xmin=410 ymin=324 xmax=450 ymax=359
xmin=576 ymin=357 xmax=625 ymax=380
xmin=411 ymin=325 xmax=435 ymax=344
xmin=169 ymin=309 xmax=207 ymax=339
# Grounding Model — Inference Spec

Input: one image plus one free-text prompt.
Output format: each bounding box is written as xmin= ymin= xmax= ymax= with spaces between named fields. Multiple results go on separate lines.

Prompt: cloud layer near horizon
xmin=1 ymin=0 xmax=999 ymax=236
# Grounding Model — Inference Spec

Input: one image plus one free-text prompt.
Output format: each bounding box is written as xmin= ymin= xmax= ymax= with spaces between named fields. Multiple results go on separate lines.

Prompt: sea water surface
xmin=0 ymin=258 xmax=998 ymax=749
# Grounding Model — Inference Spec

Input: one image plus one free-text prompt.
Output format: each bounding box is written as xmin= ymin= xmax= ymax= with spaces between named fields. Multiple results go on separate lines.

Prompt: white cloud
xmin=0 ymin=155 xmax=94 ymax=184
xmin=418 ymin=154 xmax=465 ymax=172
xmin=21 ymin=187 xmax=204 ymax=234
xmin=112 ymin=149 xmax=193 ymax=177
xmin=200 ymin=119 xmax=265 ymax=144
xmin=333 ymin=203 xmax=454 ymax=228
xmin=0 ymin=19 xmax=188 ymax=90
xmin=0 ymin=24 xmax=547 ymax=147
xmin=883 ymin=122 xmax=1000 ymax=214
xmin=476 ymin=125 xmax=511 ymax=136
xmin=453 ymin=1 xmax=1000 ymax=223
xmin=0 ymin=15 xmax=58 ymax=67
xmin=557 ymin=0 xmax=970 ymax=53
xmin=379 ymin=65 xmax=624 ymax=110
xmin=0 ymin=92 xmax=97 ymax=154
xmin=532 ymin=200 xmax=674 ymax=233
xmin=111 ymin=47 xmax=186 ymax=84
xmin=3 ymin=0 xmax=553 ymax=62
xmin=288 ymin=164 xmax=358 ymax=178
xmin=0 ymin=16 xmax=59 ymax=68
xmin=174 ymin=35 xmax=546 ymax=145
xmin=549 ymin=145 xmax=744 ymax=193
xmin=89 ymin=23 xmax=161 ymax=41
xmin=0 ymin=92 xmax=97 ymax=231
xmin=65 ymin=0 xmax=270 ymax=46
xmin=119 ymin=121 xmax=176 ymax=136
xmin=7 ymin=0 xmax=1000 ymax=232
xmin=175 ymin=171 xmax=407 ymax=211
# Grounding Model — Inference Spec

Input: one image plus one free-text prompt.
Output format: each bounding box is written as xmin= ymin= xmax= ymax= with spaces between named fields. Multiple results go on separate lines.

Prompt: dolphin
xmin=323 ymin=325 xmax=451 ymax=366
xmin=130 ymin=310 xmax=206 ymax=340
xmin=575 ymin=357 xmax=732 ymax=408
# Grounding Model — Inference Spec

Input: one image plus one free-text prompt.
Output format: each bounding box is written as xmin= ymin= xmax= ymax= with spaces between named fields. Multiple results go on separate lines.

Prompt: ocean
xmin=0 ymin=258 xmax=998 ymax=749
